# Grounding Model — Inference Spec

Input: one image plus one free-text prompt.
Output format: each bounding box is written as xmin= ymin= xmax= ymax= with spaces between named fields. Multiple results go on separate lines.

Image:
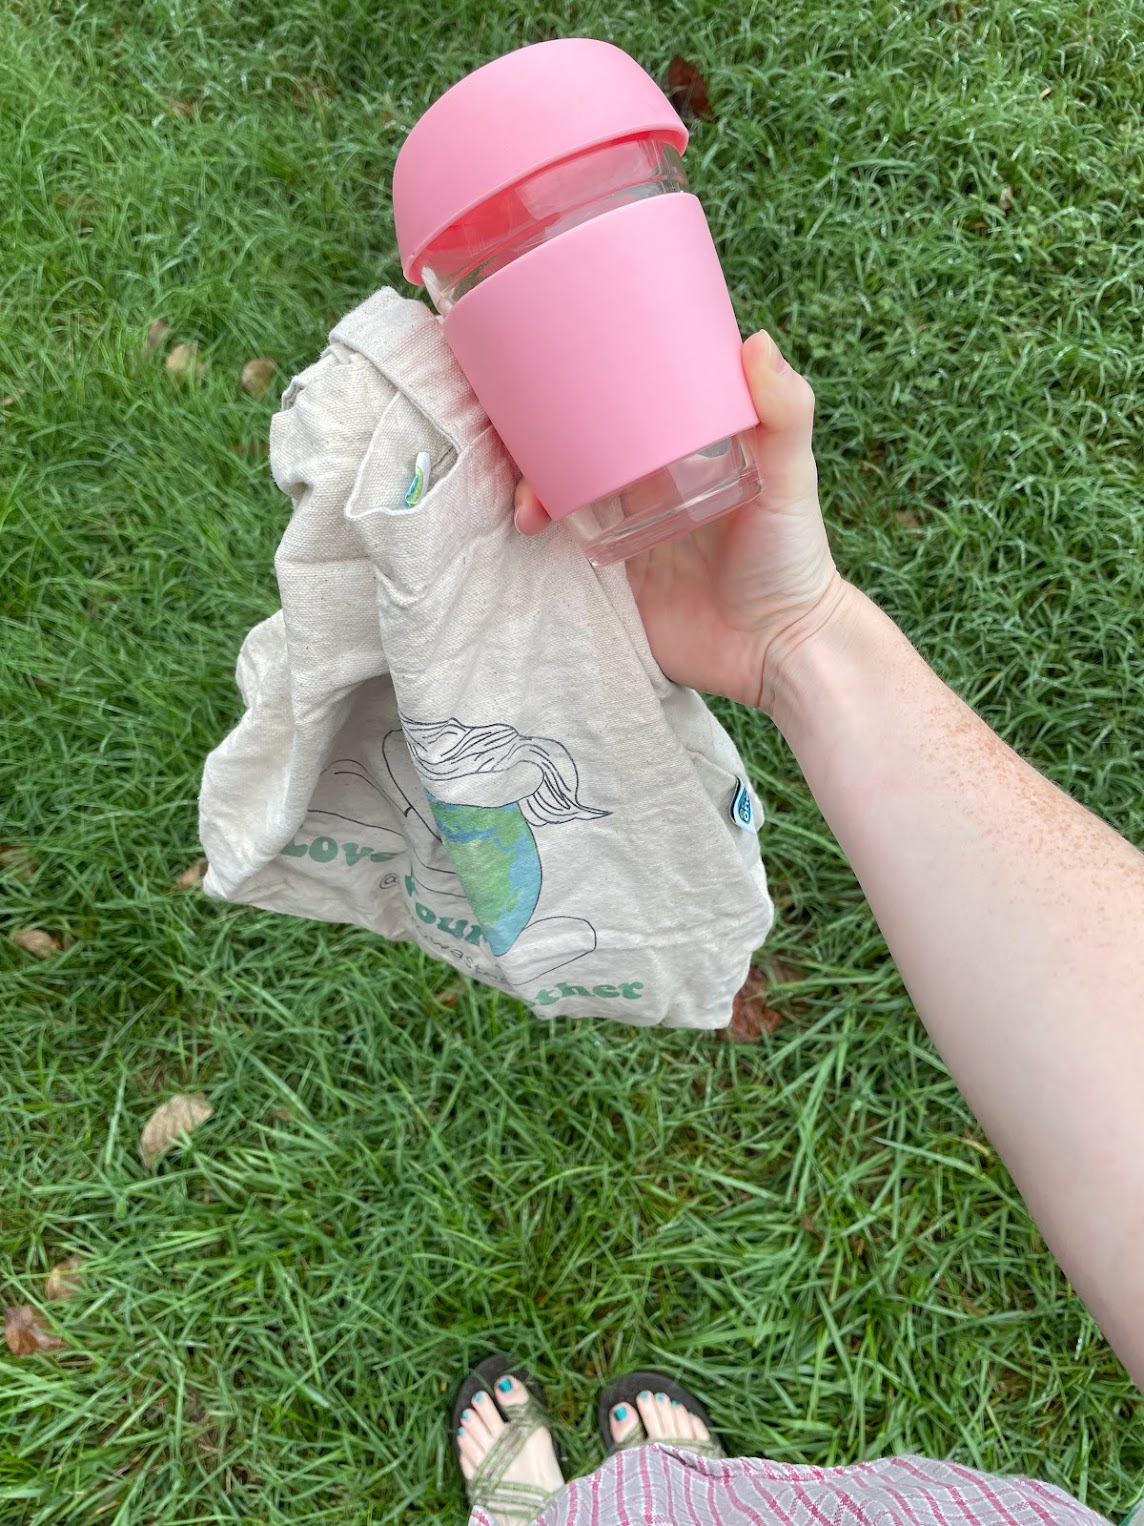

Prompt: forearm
xmin=767 ymin=584 xmax=1144 ymax=1386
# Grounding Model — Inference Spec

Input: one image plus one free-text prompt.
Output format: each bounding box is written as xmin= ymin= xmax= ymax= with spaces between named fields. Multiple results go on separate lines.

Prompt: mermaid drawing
xmin=303 ymin=715 xmax=608 ymax=982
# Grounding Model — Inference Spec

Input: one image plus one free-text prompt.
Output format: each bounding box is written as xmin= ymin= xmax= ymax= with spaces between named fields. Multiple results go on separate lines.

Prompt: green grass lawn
xmin=3 ymin=0 xmax=1143 ymax=1520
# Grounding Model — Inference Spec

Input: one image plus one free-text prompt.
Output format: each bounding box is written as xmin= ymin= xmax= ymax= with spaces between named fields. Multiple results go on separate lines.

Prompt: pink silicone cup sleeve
xmin=441 ymin=194 xmax=758 ymax=519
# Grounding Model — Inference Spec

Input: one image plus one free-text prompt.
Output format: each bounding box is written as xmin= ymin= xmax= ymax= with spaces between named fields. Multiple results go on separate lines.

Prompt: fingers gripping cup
xmin=393 ymin=39 xmax=760 ymax=565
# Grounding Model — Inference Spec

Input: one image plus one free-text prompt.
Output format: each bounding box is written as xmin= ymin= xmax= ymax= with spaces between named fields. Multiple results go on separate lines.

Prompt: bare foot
xmin=457 ymin=1373 xmax=564 ymax=1525
xmin=609 ymin=1387 xmax=715 ymax=1449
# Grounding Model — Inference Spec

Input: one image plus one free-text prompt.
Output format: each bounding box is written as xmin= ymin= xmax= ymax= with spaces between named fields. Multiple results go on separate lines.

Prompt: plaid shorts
xmin=469 ymin=1446 xmax=1112 ymax=1526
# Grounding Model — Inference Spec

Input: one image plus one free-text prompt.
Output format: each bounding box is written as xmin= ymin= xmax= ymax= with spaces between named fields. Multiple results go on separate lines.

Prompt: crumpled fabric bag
xmin=198 ymin=288 xmax=773 ymax=1027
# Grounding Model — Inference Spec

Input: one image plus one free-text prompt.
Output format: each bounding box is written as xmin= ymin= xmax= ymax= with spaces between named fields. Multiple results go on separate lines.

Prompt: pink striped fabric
xmin=468 ymin=1446 xmax=1111 ymax=1526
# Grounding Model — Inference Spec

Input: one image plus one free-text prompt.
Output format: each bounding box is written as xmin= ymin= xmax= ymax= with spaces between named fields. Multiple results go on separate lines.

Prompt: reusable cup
xmin=393 ymin=38 xmax=760 ymax=564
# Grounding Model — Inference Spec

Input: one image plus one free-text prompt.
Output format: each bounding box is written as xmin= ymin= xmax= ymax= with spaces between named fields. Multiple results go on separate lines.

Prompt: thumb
xmin=741 ymin=330 xmax=819 ymax=507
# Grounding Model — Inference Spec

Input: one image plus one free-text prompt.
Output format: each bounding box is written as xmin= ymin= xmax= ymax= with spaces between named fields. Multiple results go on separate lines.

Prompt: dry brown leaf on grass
xmin=165 ymin=342 xmax=205 ymax=382
xmin=172 ymin=858 xmax=208 ymax=891
xmin=720 ymin=965 xmax=785 ymax=1043
xmin=44 ymin=1256 xmax=84 ymax=1302
xmin=998 ymin=184 xmax=1016 ymax=213
xmin=143 ymin=319 xmax=171 ymax=357
xmin=661 ymin=56 xmax=715 ymax=122
xmin=4 ymin=1304 xmax=65 ymax=1355
xmin=240 ymin=357 xmax=278 ymax=396
xmin=10 ymin=928 xmax=62 ymax=959
xmin=0 ymin=843 xmax=36 ymax=880
xmin=140 ymin=1093 xmax=214 ymax=1168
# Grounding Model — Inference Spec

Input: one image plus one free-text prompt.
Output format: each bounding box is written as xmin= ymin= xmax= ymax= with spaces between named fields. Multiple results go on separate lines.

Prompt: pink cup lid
xmin=393 ymin=38 xmax=689 ymax=284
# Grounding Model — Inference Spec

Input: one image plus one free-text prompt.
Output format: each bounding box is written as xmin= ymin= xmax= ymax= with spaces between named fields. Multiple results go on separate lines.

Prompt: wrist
xmin=758 ymin=577 xmax=870 ymax=735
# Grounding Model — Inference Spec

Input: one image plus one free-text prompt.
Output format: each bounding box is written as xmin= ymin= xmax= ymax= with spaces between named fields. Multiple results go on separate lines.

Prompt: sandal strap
xmin=615 ymin=1425 xmax=724 ymax=1460
xmin=660 ymin=1435 xmax=725 ymax=1459
xmin=465 ymin=1396 xmax=558 ymax=1523
xmin=613 ymin=1415 xmax=648 ymax=1452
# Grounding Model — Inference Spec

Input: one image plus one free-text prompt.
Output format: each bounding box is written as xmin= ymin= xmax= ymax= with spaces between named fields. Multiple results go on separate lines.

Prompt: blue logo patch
xmin=729 ymin=778 xmax=755 ymax=831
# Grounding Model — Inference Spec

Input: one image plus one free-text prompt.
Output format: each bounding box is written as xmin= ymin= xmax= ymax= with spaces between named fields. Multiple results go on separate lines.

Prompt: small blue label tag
xmin=729 ymin=777 xmax=755 ymax=831
xmin=402 ymin=451 xmax=432 ymax=509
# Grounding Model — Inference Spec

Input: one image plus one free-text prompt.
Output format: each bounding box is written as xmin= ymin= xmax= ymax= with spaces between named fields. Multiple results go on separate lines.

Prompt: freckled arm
xmin=767 ymin=585 xmax=1144 ymax=1387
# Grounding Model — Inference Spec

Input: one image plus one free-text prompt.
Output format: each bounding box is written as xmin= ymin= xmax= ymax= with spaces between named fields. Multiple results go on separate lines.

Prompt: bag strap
xmin=330 ymin=289 xmax=488 ymax=450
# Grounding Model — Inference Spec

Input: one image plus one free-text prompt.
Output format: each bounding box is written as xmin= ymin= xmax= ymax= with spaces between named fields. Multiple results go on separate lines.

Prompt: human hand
xmin=513 ymin=331 xmax=847 ymax=712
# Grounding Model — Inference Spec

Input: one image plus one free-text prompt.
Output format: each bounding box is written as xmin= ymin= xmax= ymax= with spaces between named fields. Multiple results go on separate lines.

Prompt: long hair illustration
xmin=400 ymin=716 xmax=608 ymax=956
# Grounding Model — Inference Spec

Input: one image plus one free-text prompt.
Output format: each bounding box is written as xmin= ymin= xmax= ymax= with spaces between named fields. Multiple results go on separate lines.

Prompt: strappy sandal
xmin=452 ymin=1353 xmax=561 ymax=1525
xmin=596 ymin=1369 xmax=726 ymax=1459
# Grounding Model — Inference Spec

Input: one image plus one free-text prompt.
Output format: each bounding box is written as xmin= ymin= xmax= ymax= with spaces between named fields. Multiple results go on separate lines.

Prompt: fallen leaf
xmin=720 ymin=965 xmax=784 ymax=1042
xmin=167 ymin=97 xmax=195 ymax=118
xmin=801 ymin=1213 xmax=824 ymax=1242
xmin=44 ymin=1256 xmax=84 ymax=1302
xmin=172 ymin=858 xmax=208 ymax=891
xmin=240 ymin=357 xmax=278 ymax=396
xmin=165 ymin=342 xmax=205 ymax=382
xmin=4 ymin=1304 xmax=65 ymax=1355
xmin=662 ymin=56 xmax=715 ymax=122
xmin=143 ymin=319 xmax=171 ymax=357
xmin=11 ymin=928 xmax=62 ymax=959
xmin=998 ymin=184 xmax=1016 ymax=213
xmin=140 ymin=1093 xmax=214 ymax=1169
xmin=992 ymin=1365 xmax=1028 ymax=1400
xmin=895 ymin=508 xmax=921 ymax=530
xmin=0 ymin=843 xmax=36 ymax=880
xmin=267 ymin=1107 xmax=293 ymax=1124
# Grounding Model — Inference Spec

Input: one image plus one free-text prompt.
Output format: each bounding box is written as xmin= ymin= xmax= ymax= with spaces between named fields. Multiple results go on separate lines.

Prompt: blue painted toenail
xmin=457 ymin=1425 xmax=464 ymax=1435
xmin=614 ymin=1404 xmax=628 ymax=1420
xmin=638 ymin=1390 xmax=651 ymax=1399
xmin=498 ymin=1378 xmax=513 ymax=1393
xmin=656 ymin=1392 xmax=667 ymax=1401
xmin=462 ymin=1409 xmax=472 ymax=1419
xmin=671 ymin=1398 xmax=681 ymax=1406
xmin=474 ymin=1392 xmax=485 ymax=1402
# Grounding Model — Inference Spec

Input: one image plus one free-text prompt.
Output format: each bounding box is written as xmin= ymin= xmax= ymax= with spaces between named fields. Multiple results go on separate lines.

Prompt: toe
xmin=467 ymin=1390 xmax=503 ymax=1443
xmin=654 ymin=1393 xmax=675 ymax=1437
xmin=636 ymin=1389 xmax=663 ymax=1438
xmin=609 ymin=1401 xmax=641 ymax=1445
xmin=457 ymin=1420 xmax=485 ymax=1478
xmin=689 ymin=1408 xmax=711 ymax=1443
xmin=491 ymin=1373 xmax=530 ymax=1418
xmin=668 ymin=1396 xmax=694 ymax=1438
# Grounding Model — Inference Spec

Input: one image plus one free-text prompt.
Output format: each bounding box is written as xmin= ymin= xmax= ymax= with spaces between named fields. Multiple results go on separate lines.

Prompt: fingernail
xmin=765 ymin=331 xmax=790 ymax=373
xmin=498 ymin=1378 xmax=513 ymax=1393
xmin=513 ymin=505 xmax=524 ymax=532
xmin=614 ymin=1404 xmax=628 ymax=1420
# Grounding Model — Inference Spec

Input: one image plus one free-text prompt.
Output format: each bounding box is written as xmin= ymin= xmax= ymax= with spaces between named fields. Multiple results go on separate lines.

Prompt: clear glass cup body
xmin=421 ymin=138 xmax=760 ymax=563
